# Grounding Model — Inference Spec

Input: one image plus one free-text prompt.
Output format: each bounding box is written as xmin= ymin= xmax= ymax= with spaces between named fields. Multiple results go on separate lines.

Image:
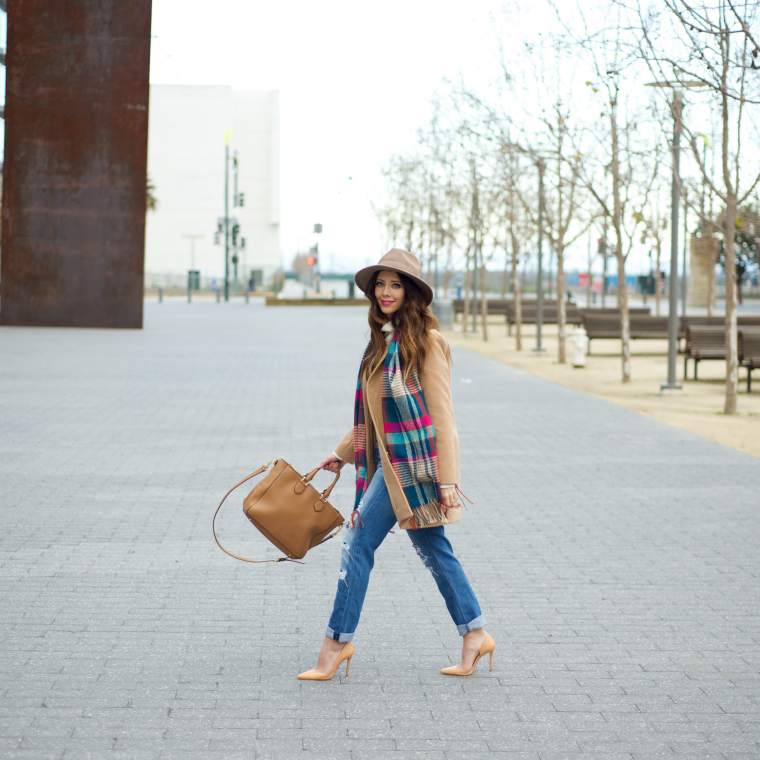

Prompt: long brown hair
xmin=362 ymin=271 xmax=443 ymax=380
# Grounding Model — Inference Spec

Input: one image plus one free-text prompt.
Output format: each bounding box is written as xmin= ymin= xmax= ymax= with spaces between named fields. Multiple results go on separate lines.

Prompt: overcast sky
xmin=150 ymin=0 xmax=510 ymax=272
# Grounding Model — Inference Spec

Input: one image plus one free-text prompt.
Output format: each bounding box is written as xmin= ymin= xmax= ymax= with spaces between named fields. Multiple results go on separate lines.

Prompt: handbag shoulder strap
xmin=212 ymin=460 xmax=304 ymax=564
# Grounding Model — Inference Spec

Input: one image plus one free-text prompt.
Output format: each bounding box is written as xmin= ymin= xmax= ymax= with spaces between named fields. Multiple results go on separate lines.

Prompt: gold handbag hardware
xmin=213 ymin=459 xmax=345 ymax=564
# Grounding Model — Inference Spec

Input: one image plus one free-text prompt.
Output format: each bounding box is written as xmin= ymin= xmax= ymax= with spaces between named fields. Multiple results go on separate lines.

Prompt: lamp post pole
xmin=646 ymin=80 xmax=704 ymax=392
xmin=661 ymin=90 xmax=683 ymax=392
xmin=533 ymin=159 xmax=546 ymax=353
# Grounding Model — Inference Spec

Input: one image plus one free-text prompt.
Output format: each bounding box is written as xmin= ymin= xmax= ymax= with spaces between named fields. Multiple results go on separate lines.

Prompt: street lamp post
xmin=645 ymin=80 xmax=704 ymax=392
xmin=664 ymin=89 xmax=683 ymax=392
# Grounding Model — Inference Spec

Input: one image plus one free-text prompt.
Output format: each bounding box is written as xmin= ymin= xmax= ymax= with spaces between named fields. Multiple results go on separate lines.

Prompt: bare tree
xmin=633 ymin=0 xmax=760 ymax=413
xmin=641 ymin=169 xmax=669 ymax=316
xmin=517 ymin=138 xmax=591 ymax=362
xmin=555 ymin=2 xmax=658 ymax=382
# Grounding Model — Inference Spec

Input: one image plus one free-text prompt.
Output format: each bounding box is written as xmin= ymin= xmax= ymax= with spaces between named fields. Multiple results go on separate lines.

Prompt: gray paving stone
xmin=2 ymin=300 xmax=760 ymax=759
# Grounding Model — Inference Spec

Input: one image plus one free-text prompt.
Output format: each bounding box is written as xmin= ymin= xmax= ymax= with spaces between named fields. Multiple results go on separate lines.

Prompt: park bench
xmin=684 ymin=325 xmax=760 ymax=386
xmin=582 ymin=311 xmax=670 ymax=352
xmin=580 ymin=311 xmax=757 ymax=354
xmin=453 ymin=298 xmax=582 ymax=332
xmin=578 ymin=307 xmax=652 ymax=316
xmin=505 ymin=301 xmax=582 ymax=334
xmin=683 ymin=326 xmax=726 ymax=379
xmin=453 ymin=299 xmax=510 ymax=317
xmin=681 ymin=315 xmax=760 ymax=329
xmin=740 ymin=327 xmax=760 ymax=392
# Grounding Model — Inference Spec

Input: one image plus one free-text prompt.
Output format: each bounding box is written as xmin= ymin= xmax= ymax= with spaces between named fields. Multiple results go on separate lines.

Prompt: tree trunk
xmin=724 ymin=192 xmax=738 ymax=414
xmin=617 ymin=252 xmax=631 ymax=382
xmin=654 ymin=246 xmax=662 ymax=316
xmin=510 ymin=229 xmax=522 ymax=351
xmin=470 ymin=239 xmax=478 ymax=334
xmin=501 ymin=251 xmax=509 ymax=299
xmin=442 ymin=241 xmax=453 ymax=295
xmin=610 ymin=94 xmax=630 ymax=382
xmin=480 ymin=246 xmax=489 ymax=342
xmin=720 ymin=28 xmax=738 ymax=414
xmin=736 ymin=267 xmax=744 ymax=305
xmin=462 ymin=246 xmax=471 ymax=332
xmin=557 ymin=245 xmax=566 ymax=363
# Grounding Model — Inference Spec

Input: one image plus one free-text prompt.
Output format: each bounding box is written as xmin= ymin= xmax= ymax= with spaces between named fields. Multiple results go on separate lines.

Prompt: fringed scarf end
xmin=411 ymin=499 xmax=449 ymax=527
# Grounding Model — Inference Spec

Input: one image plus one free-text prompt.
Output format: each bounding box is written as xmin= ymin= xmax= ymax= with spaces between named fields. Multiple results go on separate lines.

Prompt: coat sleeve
xmin=419 ymin=331 xmax=460 ymax=486
xmin=334 ymin=428 xmax=355 ymax=465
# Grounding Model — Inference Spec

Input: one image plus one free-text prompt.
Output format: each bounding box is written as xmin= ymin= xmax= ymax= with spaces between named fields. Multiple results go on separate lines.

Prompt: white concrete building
xmin=145 ymin=85 xmax=280 ymax=288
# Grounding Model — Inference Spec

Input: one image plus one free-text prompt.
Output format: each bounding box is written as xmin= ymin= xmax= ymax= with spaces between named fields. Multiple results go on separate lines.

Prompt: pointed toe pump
xmin=297 ymin=641 xmax=354 ymax=681
xmin=440 ymin=633 xmax=495 ymax=676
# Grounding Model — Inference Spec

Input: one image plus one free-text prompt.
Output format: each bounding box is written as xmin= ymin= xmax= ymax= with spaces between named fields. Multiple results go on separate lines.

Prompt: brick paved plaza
xmin=1 ymin=300 xmax=759 ymax=759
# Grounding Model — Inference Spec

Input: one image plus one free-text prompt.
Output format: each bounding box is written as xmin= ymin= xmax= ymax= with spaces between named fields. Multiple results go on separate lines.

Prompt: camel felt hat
xmin=355 ymin=249 xmax=434 ymax=306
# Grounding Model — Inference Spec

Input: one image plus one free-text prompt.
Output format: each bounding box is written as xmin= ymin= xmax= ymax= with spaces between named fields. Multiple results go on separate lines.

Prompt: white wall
xmin=145 ymin=85 xmax=280 ymax=284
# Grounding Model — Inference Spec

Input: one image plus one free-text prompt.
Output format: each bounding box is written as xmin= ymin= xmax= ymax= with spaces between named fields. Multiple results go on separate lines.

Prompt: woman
xmin=297 ymin=249 xmax=495 ymax=681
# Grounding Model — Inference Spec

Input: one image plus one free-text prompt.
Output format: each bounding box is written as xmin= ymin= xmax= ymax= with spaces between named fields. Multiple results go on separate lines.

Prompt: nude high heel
xmin=297 ymin=641 xmax=354 ymax=681
xmin=440 ymin=633 xmax=495 ymax=676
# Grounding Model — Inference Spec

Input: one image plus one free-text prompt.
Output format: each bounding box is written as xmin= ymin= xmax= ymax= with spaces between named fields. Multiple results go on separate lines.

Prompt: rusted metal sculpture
xmin=0 ymin=1 xmax=152 ymax=328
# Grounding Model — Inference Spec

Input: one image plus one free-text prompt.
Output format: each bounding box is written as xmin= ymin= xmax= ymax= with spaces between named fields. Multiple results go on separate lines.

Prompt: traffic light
xmin=232 ymin=224 xmax=240 ymax=246
xmin=308 ymin=246 xmax=318 ymax=267
xmin=238 ymin=193 xmax=245 ymax=207
xmin=214 ymin=231 xmax=220 ymax=245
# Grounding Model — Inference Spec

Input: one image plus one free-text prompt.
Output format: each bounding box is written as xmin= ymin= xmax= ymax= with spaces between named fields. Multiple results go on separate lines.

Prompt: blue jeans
xmin=326 ymin=449 xmax=486 ymax=643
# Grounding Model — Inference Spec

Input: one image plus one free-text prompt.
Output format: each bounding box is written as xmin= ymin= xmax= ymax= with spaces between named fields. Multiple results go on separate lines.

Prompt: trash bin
xmin=433 ymin=299 xmax=453 ymax=331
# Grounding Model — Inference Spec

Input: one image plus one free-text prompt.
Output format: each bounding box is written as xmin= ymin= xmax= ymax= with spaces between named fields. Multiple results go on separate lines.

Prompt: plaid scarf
xmin=353 ymin=332 xmax=446 ymax=528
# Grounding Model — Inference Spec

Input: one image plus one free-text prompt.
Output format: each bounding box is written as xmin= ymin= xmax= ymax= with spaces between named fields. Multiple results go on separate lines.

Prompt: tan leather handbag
xmin=213 ymin=458 xmax=345 ymax=564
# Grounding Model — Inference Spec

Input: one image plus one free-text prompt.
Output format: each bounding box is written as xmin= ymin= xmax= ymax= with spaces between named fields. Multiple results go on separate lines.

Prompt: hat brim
xmin=354 ymin=265 xmax=434 ymax=306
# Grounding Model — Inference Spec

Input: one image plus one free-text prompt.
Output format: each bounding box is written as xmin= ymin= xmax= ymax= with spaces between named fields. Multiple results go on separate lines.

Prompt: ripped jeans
xmin=326 ymin=449 xmax=486 ymax=643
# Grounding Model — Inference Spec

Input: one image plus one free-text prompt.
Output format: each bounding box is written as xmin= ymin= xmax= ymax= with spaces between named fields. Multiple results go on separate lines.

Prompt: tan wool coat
xmin=334 ymin=329 xmax=461 ymax=531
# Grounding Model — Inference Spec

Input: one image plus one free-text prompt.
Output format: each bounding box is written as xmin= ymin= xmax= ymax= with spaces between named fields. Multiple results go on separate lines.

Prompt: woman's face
xmin=374 ymin=270 xmax=405 ymax=316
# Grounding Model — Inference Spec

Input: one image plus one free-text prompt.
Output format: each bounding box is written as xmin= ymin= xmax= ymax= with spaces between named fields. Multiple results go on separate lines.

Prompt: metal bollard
xmin=216 ymin=290 xmax=220 ymax=303
xmin=158 ymin=287 xmax=163 ymax=303
xmin=245 ymin=290 xmax=249 ymax=304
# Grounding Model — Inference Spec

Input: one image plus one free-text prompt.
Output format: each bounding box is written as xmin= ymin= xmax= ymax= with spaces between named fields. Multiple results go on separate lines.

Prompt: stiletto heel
xmin=440 ymin=633 xmax=496 ymax=677
xmin=297 ymin=642 xmax=355 ymax=681
xmin=345 ymin=656 xmax=352 ymax=677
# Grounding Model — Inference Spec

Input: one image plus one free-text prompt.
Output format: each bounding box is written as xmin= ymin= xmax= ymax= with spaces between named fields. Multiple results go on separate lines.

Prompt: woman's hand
xmin=320 ymin=454 xmax=345 ymax=474
xmin=440 ymin=486 xmax=461 ymax=508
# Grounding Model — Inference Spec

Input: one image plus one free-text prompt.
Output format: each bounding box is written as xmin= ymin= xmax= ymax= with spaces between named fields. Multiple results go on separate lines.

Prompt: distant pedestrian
xmin=298 ymin=249 xmax=494 ymax=681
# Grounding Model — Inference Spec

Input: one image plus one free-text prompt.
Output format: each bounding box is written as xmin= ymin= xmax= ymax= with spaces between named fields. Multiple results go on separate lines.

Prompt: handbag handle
xmin=301 ymin=467 xmax=341 ymax=500
xmin=212 ymin=461 xmax=343 ymax=565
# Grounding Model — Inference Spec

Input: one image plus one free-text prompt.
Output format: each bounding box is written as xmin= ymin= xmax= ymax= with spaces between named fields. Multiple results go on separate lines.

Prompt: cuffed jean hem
xmin=456 ymin=615 xmax=488 ymax=636
xmin=325 ymin=626 xmax=355 ymax=643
